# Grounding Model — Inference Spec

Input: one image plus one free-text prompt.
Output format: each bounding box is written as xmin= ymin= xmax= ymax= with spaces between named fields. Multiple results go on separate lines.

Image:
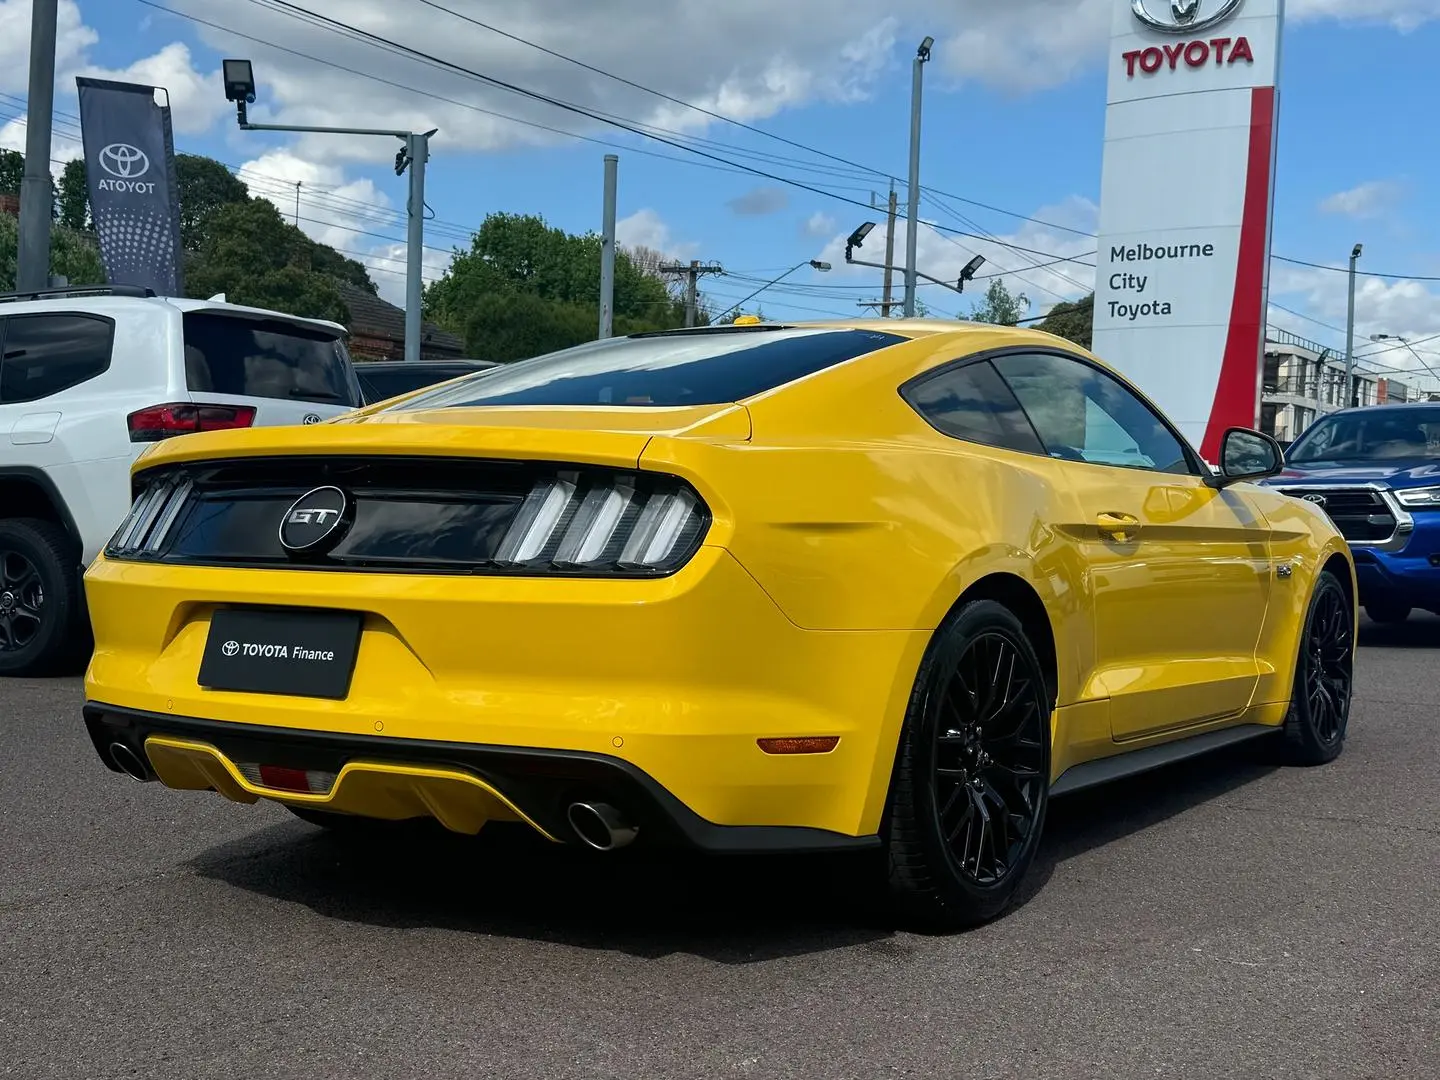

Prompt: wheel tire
xmin=0 ymin=518 xmax=84 ymax=678
xmin=1280 ymin=570 xmax=1354 ymax=767
xmin=1364 ymin=602 xmax=1410 ymax=624
xmin=885 ymin=600 xmax=1052 ymax=931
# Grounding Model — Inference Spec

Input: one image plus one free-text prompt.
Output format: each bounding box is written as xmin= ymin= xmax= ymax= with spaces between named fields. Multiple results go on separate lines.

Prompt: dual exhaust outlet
xmin=109 ymin=740 xmax=637 ymax=851
xmin=108 ymin=742 xmax=155 ymax=783
xmin=566 ymin=801 xmax=638 ymax=851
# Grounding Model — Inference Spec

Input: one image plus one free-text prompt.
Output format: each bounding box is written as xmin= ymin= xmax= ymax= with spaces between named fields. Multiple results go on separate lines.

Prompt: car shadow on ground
xmin=189 ymin=744 xmax=1276 ymax=961
xmin=1357 ymin=612 xmax=1440 ymax=650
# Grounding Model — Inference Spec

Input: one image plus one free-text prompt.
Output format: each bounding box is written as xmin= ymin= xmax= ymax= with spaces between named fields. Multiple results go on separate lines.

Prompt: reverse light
xmin=494 ymin=471 xmax=709 ymax=574
xmin=127 ymin=402 xmax=257 ymax=442
xmin=1394 ymin=486 xmax=1440 ymax=509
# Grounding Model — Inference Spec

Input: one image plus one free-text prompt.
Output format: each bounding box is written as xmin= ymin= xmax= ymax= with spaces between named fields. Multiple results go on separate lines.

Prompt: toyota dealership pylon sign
xmin=1091 ymin=0 xmax=1283 ymax=460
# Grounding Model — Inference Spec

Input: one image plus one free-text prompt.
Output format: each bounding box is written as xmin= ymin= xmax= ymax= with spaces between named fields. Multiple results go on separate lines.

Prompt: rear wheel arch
xmin=0 ymin=468 xmax=82 ymax=550
xmin=947 ymin=573 xmax=1059 ymax=709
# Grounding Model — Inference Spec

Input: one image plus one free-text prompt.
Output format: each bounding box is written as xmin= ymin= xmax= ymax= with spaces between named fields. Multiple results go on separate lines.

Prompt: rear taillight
xmin=127 ymin=403 xmax=257 ymax=442
xmin=107 ymin=475 xmax=194 ymax=557
xmin=494 ymin=470 xmax=709 ymax=574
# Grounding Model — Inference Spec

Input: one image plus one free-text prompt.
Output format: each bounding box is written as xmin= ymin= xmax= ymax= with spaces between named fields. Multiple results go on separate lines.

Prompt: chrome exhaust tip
xmin=566 ymin=801 xmax=638 ymax=851
xmin=109 ymin=742 xmax=154 ymax=782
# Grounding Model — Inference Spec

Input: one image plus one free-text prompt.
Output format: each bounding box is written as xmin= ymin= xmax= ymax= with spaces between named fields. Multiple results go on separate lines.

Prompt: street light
xmin=904 ymin=36 xmax=934 ymax=317
xmin=845 ymin=220 xmax=979 ymax=300
xmin=718 ymin=260 xmax=831 ymax=322
xmin=223 ymin=59 xmax=437 ymax=364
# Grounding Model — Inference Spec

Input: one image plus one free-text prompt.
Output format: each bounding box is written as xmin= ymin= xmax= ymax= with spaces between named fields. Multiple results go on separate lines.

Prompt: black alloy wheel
xmin=1280 ymin=570 xmax=1353 ymax=766
xmin=0 ymin=518 xmax=86 ymax=678
xmin=0 ymin=548 xmax=45 ymax=654
xmin=886 ymin=600 xmax=1052 ymax=929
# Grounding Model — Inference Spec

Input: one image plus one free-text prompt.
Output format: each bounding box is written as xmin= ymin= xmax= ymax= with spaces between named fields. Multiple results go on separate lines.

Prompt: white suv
xmin=0 ymin=285 xmax=363 ymax=676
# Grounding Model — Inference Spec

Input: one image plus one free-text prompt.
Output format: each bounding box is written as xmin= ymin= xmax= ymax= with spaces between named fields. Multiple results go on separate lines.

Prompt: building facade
xmin=1260 ymin=329 xmax=1411 ymax=445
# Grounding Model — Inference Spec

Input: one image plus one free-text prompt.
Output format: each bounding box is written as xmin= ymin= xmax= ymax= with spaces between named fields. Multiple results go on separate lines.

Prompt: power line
xmin=1273 ymin=253 xmax=1440 ymax=283
xmin=177 ymin=0 xmax=1097 ymax=265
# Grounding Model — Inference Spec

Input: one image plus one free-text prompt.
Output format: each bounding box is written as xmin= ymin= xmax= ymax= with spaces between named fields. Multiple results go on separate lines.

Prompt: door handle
xmin=1097 ymin=512 xmax=1140 ymax=542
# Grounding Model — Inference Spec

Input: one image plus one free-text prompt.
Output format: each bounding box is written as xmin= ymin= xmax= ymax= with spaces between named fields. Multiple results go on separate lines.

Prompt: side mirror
xmin=1216 ymin=427 xmax=1284 ymax=485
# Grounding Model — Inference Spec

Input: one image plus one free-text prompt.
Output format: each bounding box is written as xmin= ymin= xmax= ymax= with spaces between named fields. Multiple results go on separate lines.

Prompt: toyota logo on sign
xmin=1132 ymin=0 xmax=1244 ymax=33
xmin=98 ymin=142 xmax=151 ymax=178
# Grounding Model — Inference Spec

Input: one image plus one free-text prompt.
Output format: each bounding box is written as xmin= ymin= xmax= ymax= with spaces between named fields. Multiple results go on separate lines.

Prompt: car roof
xmin=0 ymin=290 xmax=347 ymax=337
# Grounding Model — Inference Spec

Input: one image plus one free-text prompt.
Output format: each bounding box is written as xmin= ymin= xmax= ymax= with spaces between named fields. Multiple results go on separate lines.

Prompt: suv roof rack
xmin=0 ymin=284 xmax=157 ymax=304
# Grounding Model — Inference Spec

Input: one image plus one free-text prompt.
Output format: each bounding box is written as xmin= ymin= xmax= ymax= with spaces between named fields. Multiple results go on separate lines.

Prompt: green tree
xmin=1035 ymin=293 xmax=1094 ymax=349
xmin=967 ymin=277 xmax=1029 ymax=326
xmin=184 ymin=198 xmax=350 ymax=323
xmin=0 ymin=149 xmax=23 ymax=195
xmin=57 ymin=159 xmax=89 ymax=230
xmin=424 ymin=212 xmax=692 ymax=356
xmin=175 ymin=154 xmax=249 ymax=251
xmin=0 ymin=214 xmax=105 ymax=291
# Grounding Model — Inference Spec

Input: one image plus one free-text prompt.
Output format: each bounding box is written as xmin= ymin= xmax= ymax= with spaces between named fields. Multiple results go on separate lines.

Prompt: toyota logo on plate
xmin=98 ymin=142 xmax=151 ymax=178
xmin=279 ymin=486 xmax=355 ymax=556
xmin=222 ymin=640 xmax=240 ymax=657
xmin=1132 ymin=0 xmax=1244 ymax=34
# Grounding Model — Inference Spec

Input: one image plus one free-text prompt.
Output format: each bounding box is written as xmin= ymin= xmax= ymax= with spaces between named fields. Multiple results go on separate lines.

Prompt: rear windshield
xmin=358 ymin=364 xmax=487 ymax=404
xmin=391 ymin=327 xmax=906 ymax=410
xmin=183 ymin=312 xmax=361 ymax=407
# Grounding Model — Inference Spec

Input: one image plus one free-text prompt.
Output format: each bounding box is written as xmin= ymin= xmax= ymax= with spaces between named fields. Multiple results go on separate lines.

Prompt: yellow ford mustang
xmin=82 ymin=320 xmax=1356 ymax=928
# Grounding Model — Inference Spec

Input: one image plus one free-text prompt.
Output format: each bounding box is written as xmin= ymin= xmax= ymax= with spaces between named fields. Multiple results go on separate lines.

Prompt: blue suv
xmin=1260 ymin=403 xmax=1440 ymax=623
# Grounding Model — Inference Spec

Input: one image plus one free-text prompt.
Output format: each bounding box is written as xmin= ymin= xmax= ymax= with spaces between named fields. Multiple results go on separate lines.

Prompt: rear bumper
xmin=82 ymin=548 xmax=928 ymax=839
xmin=83 ymin=704 xmax=879 ymax=854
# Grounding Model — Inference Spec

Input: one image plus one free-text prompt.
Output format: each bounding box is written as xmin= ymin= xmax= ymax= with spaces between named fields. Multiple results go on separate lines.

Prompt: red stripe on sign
xmin=1201 ymin=85 xmax=1276 ymax=463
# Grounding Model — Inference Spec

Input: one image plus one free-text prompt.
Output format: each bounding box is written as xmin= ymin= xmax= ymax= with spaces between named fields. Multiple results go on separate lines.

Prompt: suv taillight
xmin=127 ymin=403 xmax=257 ymax=442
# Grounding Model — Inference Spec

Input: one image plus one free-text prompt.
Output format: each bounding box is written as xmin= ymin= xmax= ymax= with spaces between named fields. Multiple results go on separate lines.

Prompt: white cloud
xmin=802 ymin=211 xmax=837 ymax=239
xmin=1319 ymin=180 xmax=1404 ymax=219
xmin=816 ymin=195 xmax=1098 ymax=319
xmin=76 ymin=42 xmax=225 ymax=136
xmin=1270 ymin=262 xmax=1440 ymax=388
xmin=614 ymin=207 xmax=697 ymax=263
xmin=0 ymin=0 xmax=95 ymax=96
xmin=1290 ymin=0 xmax=1440 ymax=31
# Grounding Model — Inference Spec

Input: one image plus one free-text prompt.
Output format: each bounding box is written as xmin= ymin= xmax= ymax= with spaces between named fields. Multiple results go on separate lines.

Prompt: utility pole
xmin=882 ymin=184 xmax=898 ymax=317
xmin=599 ymin=154 xmax=617 ymax=338
xmin=1345 ymin=243 xmax=1362 ymax=408
xmin=293 ymin=181 xmax=301 ymax=226
xmin=904 ymin=36 xmax=934 ymax=317
xmin=17 ymin=0 xmax=59 ymax=292
xmin=401 ymin=131 xmax=431 ymax=364
xmin=659 ymin=260 xmax=723 ymax=327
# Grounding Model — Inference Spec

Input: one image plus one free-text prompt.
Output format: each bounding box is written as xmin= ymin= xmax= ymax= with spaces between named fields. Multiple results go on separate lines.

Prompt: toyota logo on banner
xmin=98 ymin=142 xmax=151 ymax=178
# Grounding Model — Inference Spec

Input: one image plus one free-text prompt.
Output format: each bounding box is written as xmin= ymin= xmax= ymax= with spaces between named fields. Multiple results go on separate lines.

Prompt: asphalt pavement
xmin=3 ymin=620 xmax=1438 ymax=1079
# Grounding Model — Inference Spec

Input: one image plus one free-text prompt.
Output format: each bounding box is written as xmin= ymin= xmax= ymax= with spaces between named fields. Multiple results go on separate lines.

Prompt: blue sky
xmin=2 ymin=0 xmax=1439 ymax=385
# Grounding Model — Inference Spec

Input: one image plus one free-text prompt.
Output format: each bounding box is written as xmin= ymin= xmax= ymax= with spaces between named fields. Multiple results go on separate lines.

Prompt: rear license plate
xmin=199 ymin=607 xmax=363 ymax=700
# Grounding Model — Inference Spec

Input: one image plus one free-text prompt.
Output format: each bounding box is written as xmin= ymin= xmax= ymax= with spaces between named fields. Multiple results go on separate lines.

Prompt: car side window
xmin=992 ymin=351 xmax=1195 ymax=475
xmin=903 ymin=359 xmax=1046 ymax=455
xmin=0 ymin=313 xmax=115 ymax=404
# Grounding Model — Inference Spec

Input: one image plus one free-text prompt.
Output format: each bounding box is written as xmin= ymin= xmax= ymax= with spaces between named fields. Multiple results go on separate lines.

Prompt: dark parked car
xmin=355 ymin=360 xmax=498 ymax=405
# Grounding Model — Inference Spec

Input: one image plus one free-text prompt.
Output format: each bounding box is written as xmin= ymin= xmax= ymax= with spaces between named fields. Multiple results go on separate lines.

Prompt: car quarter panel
xmin=1243 ymin=487 xmax=1358 ymax=707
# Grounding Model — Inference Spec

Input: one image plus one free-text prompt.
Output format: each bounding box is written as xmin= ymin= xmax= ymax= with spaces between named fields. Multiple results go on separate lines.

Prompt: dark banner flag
xmin=76 ymin=77 xmax=184 ymax=296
